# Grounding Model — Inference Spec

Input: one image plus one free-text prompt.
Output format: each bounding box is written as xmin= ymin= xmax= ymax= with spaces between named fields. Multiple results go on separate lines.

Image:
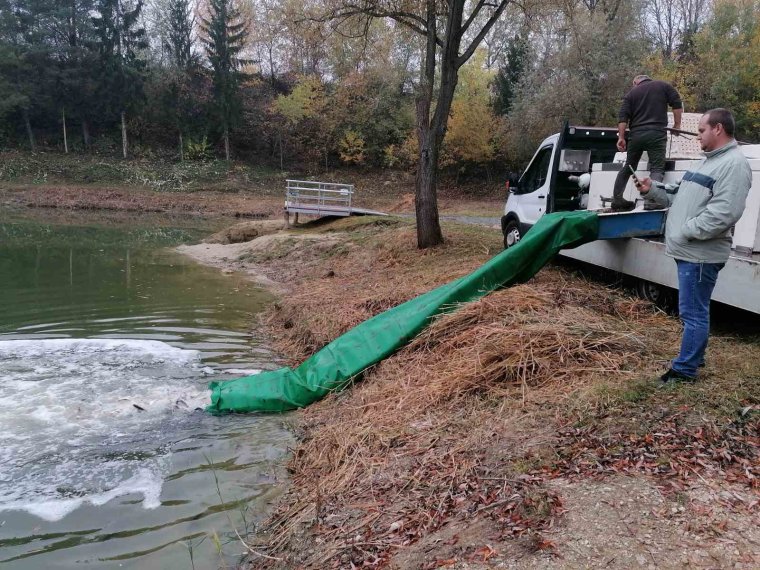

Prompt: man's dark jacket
xmin=618 ymin=79 xmax=682 ymax=132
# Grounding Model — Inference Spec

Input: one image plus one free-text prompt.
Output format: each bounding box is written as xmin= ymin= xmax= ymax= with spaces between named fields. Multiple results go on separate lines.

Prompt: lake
xmin=0 ymin=210 xmax=292 ymax=569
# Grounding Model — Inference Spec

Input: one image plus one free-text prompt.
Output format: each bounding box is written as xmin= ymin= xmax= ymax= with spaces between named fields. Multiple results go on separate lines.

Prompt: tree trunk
xmin=82 ymin=119 xmax=91 ymax=148
xmin=414 ymin=0 xmax=443 ymax=248
xmin=179 ymin=131 xmax=184 ymax=161
xmin=415 ymin=129 xmax=444 ymax=248
xmin=279 ymin=130 xmax=284 ymax=171
xmin=62 ymin=107 xmax=69 ymax=153
xmin=23 ymin=109 xmax=36 ymax=152
xmin=414 ymin=0 xmax=464 ymax=248
xmin=224 ymin=123 xmax=230 ymax=161
xmin=121 ymin=111 xmax=128 ymax=159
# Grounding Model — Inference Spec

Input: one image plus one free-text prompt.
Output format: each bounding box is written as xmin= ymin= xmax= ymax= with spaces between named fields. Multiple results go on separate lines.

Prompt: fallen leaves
xmin=551 ymin=411 xmax=759 ymax=497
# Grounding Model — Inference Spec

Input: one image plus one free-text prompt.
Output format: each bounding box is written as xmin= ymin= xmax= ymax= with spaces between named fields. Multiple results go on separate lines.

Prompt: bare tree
xmin=644 ymin=0 xmax=711 ymax=58
xmin=679 ymin=0 xmax=710 ymax=35
xmin=325 ymin=0 xmax=512 ymax=248
xmin=647 ymin=0 xmax=682 ymax=57
xmin=249 ymin=0 xmax=288 ymax=85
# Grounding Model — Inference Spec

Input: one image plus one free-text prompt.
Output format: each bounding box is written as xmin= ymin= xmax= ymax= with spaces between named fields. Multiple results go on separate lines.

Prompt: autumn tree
xmin=326 ymin=0 xmax=513 ymax=248
xmin=443 ymin=51 xmax=500 ymax=171
xmin=687 ymin=0 xmax=760 ymax=137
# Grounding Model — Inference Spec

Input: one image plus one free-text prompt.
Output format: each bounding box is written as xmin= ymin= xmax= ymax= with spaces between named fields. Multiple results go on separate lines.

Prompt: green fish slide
xmin=207 ymin=210 xmax=599 ymax=414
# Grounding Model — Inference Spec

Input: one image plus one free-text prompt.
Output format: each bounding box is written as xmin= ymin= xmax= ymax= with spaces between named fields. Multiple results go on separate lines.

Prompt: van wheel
xmin=503 ymin=220 xmax=522 ymax=249
xmin=635 ymin=279 xmax=675 ymax=310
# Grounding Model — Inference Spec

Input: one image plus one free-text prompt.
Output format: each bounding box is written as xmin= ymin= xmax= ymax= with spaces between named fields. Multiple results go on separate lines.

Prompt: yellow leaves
xmin=272 ymin=76 xmax=326 ymax=125
xmin=384 ymin=135 xmax=418 ymax=169
xmin=338 ymin=130 xmax=366 ymax=165
xmin=443 ymin=50 xmax=500 ymax=165
xmin=744 ymin=100 xmax=760 ymax=134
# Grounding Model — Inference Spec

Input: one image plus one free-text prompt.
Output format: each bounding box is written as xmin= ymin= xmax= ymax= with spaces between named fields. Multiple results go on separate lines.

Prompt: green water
xmin=0 ymin=211 xmax=292 ymax=569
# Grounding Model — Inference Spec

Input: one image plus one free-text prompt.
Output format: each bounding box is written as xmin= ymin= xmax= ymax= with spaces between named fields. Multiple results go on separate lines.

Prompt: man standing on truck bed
xmin=611 ymin=75 xmax=683 ymax=211
xmin=636 ymin=108 xmax=751 ymax=384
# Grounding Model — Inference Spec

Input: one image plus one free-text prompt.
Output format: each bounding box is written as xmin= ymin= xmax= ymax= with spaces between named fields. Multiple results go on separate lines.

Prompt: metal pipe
xmin=666 ymin=127 xmax=752 ymax=146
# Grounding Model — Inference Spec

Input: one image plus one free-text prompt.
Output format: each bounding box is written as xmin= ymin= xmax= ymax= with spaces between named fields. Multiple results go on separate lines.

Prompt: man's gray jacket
xmin=647 ymin=141 xmax=752 ymax=264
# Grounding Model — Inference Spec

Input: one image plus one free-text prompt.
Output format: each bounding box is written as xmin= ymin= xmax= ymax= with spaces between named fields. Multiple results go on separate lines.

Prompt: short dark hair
xmin=705 ymin=108 xmax=735 ymax=137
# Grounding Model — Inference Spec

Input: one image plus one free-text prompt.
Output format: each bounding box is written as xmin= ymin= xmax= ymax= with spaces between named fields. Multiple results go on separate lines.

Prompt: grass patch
xmin=0 ymin=151 xmax=283 ymax=193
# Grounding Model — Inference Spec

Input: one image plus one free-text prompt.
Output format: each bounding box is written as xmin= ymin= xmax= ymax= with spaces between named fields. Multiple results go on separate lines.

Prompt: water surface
xmin=0 ymin=212 xmax=292 ymax=569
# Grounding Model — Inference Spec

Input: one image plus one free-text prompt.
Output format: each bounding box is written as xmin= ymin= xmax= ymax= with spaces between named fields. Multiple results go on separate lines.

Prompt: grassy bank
xmin=0 ymin=151 xmax=504 ymax=216
xmin=0 ymin=150 xmax=282 ymax=193
xmin=195 ymin=217 xmax=759 ymax=569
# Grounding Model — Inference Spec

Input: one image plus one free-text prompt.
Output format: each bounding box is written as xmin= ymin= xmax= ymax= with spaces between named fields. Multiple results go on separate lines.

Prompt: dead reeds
xmin=231 ymin=219 xmax=760 ymax=569
xmin=250 ymin=274 xmax=675 ymax=568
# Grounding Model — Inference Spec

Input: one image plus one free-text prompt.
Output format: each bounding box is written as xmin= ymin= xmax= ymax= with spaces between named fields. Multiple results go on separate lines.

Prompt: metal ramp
xmin=284 ymin=180 xmax=387 ymax=224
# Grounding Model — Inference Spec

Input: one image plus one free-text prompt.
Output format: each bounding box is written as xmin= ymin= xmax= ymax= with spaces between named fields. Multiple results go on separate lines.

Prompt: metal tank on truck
xmin=501 ymin=115 xmax=760 ymax=314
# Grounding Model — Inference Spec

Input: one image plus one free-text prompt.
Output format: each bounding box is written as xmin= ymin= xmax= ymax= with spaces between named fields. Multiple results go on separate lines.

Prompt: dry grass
xmin=237 ymin=218 xmax=760 ymax=569
xmin=264 ymin=221 xmax=504 ymax=359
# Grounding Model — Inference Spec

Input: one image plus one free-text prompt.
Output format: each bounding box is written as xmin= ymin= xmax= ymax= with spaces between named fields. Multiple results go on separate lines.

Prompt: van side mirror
xmin=507 ymin=172 xmax=520 ymax=191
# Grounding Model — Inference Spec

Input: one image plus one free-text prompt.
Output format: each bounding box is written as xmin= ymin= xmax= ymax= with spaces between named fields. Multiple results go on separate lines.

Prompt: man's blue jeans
xmin=672 ymin=260 xmax=724 ymax=377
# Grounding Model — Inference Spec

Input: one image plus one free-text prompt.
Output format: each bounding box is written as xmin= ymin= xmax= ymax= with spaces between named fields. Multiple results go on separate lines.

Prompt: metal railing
xmin=285 ymin=180 xmax=354 ymax=216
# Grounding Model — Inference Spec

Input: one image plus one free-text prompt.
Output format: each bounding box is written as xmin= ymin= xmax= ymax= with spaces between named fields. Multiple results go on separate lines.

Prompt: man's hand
xmin=636 ymin=176 xmax=652 ymax=194
xmin=617 ymin=137 xmax=627 ymax=152
xmin=672 ymin=123 xmax=681 ymax=137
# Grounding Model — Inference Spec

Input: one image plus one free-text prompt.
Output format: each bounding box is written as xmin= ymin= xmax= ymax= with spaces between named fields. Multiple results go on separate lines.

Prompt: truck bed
xmin=560 ymin=238 xmax=760 ymax=313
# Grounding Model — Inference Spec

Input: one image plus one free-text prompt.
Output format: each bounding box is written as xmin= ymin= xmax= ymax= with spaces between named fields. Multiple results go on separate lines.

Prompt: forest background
xmin=0 ymin=0 xmax=758 ymax=175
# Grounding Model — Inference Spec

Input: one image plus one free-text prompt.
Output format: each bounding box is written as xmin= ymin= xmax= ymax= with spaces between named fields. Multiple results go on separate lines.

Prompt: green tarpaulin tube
xmin=207 ymin=211 xmax=599 ymax=414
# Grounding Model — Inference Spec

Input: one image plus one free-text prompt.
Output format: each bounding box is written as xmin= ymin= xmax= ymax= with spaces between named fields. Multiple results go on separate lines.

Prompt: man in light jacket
xmin=636 ymin=108 xmax=752 ymax=383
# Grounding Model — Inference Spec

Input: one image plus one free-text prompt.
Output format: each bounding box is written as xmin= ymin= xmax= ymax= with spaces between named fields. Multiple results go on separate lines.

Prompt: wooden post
xmin=224 ymin=123 xmax=230 ymax=161
xmin=23 ymin=109 xmax=36 ymax=152
xmin=283 ymin=207 xmax=290 ymax=228
xmin=62 ymin=107 xmax=69 ymax=153
xmin=82 ymin=120 xmax=91 ymax=148
xmin=121 ymin=111 xmax=128 ymax=159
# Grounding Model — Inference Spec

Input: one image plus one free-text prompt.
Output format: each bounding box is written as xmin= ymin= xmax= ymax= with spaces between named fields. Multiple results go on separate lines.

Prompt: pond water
xmin=0 ymin=211 xmax=293 ymax=569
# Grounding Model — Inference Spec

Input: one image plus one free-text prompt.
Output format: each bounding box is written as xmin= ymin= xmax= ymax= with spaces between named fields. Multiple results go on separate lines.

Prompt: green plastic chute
xmin=207 ymin=210 xmax=599 ymax=413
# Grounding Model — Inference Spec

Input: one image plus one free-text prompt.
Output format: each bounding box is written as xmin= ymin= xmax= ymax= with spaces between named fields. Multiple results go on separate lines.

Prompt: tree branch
xmin=460 ymin=0 xmax=486 ymax=37
xmin=457 ymin=0 xmax=511 ymax=68
xmin=316 ymin=3 xmax=444 ymax=47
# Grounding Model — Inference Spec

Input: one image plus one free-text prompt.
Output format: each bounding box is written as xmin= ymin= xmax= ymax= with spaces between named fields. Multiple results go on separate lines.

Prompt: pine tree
xmin=54 ymin=0 xmax=98 ymax=150
xmin=199 ymin=0 xmax=249 ymax=160
xmin=0 ymin=0 xmax=58 ymax=151
xmin=165 ymin=0 xmax=194 ymax=70
xmin=163 ymin=0 xmax=196 ymax=158
xmin=494 ymin=33 xmax=529 ymax=116
xmin=91 ymin=0 xmax=147 ymax=158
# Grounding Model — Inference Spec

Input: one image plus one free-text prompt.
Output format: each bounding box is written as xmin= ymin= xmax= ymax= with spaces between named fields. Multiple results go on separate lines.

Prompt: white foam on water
xmin=0 ymin=338 xmax=209 ymax=521
xmin=4 ymin=468 xmax=164 ymax=522
xmin=220 ymin=368 xmax=262 ymax=375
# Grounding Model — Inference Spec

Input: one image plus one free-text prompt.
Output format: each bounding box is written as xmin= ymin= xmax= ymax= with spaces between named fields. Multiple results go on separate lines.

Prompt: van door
xmin=512 ymin=144 xmax=553 ymax=225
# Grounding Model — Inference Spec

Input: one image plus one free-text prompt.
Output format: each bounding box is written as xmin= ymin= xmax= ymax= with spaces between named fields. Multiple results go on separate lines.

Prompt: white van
xmin=502 ymin=121 xmax=760 ymax=313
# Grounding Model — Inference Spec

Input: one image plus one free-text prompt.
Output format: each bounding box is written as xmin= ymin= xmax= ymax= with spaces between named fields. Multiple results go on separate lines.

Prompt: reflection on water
xmin=0 ymin=215 xmax=293 ymax=569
